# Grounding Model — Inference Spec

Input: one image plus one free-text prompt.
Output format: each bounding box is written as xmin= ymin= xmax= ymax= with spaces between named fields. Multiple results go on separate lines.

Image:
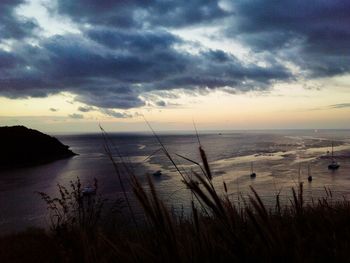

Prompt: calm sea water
xmin=1 ymin=130 xmax=350 ymax=233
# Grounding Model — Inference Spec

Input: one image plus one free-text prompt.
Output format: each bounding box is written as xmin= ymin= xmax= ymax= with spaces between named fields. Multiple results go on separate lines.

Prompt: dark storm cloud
xmin=0 ymin=50 xmax=20 ymax=69
xmin=86 ymin=28 xmax=179 ymax=52
xmin=0 ymin=0 xmax=38 ymax=40
xmin=56 ymin=0 xmax=229 ymax=28
xmin=0 ymin=28 xmax=291 ymax=109
xmin=38 ymin=32 xmax=187 ymax=84
xmin=74 ymin=87 xmax=146 ymax=109
xmin=4 ymin=0 xmax=348 ymax=111
xmin=227 ymin=0 xmax=350 ymax=77
xmin=146 ymin=48 xmax=291 ymax=92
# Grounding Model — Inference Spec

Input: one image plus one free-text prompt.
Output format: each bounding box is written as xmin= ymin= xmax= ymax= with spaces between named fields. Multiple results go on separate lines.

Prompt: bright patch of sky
xmin=16 ymin=0 xmax=80 ymax=37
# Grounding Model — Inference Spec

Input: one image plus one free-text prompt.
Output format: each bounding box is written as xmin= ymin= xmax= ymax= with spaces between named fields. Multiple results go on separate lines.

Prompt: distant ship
xmin=250 ymin=162 xmax=256 ymax=178
xmin=328 ymin=142 xmax=340 ymax=170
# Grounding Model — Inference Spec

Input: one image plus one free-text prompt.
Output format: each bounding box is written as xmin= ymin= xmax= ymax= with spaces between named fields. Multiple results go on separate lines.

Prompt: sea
xmin=1 ymin=129 xmax=350 ymax=233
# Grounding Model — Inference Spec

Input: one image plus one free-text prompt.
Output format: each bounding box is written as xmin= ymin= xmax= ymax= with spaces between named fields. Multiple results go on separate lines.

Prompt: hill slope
xmin=0 ymin=126 xmax=76 ymax=169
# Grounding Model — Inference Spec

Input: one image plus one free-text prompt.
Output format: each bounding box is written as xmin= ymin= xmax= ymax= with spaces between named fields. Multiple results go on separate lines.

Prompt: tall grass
xmin=37 ymin=178 xmax=105 ymax=233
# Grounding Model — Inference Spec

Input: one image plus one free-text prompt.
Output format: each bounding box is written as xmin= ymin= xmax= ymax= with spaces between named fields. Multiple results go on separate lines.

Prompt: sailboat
xmin=250 ymin=162 xmax=256 ymax=178
xmin=328 ymin=142 xmax=340 ymax=170
xmin=82 ymin=186 xmax=96 ymax=196
xmin=307 ymin=164 xmax=312 ymax=182
xmin=153 ymin=170 xmax=162 ymax=177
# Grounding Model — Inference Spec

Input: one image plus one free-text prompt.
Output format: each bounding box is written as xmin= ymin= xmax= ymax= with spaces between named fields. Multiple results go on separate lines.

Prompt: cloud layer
xmin=0 ymin=0 xmax=349 ymax=113
xmin=227 ymin=0 xmax=350 ymax=77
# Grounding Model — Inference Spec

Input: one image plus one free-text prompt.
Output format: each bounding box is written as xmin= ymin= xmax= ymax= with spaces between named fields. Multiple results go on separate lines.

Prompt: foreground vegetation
xmin=1 ymin=131 xmax=350 ymax=262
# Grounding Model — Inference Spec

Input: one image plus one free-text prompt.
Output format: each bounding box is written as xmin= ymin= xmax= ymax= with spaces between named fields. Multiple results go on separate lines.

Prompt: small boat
xmin=328 ymin=160 xmax=340 ymax=170
xmin=250 ymin=162 xmax=256 ymax=178
xmin=153 ymin=170 xmax=162 ymax=177
xmin=328 ymin=142 xmax=340 ymax=170
xmin=82 ymin=186 xmax=96 ymax=196
xmin=307 ymin=164 xmax=312 ymax=182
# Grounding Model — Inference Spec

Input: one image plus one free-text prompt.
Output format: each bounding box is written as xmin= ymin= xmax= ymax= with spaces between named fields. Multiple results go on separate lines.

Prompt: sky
xmin=0 ymin=0 xmax=350 ymax=133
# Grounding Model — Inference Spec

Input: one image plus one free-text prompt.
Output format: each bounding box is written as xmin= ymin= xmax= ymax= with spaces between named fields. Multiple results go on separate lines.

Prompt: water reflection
xmin=0 ymin=130 xmax=350 ymax=233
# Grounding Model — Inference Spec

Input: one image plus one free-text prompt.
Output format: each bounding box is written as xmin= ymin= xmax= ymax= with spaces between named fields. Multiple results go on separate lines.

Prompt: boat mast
xmin=307 ymin=163 xmax=312 ymax=182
